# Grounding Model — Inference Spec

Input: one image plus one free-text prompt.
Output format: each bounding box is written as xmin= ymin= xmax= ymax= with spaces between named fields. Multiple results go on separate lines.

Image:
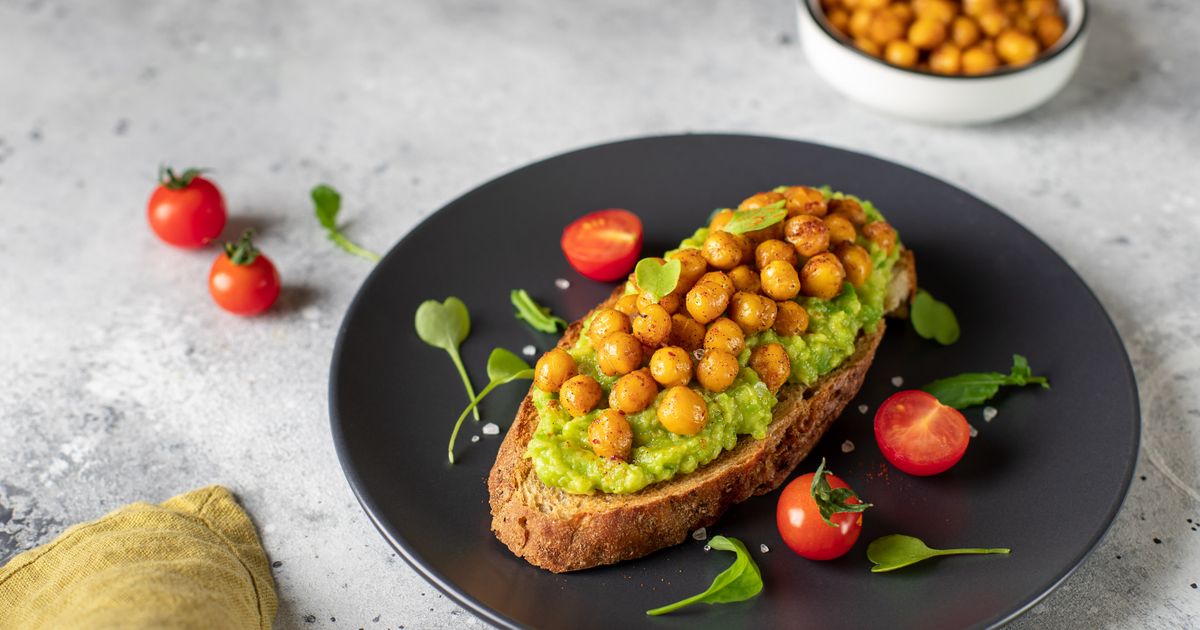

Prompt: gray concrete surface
xmin=1 ymin=0 xmax=1197 ymax=628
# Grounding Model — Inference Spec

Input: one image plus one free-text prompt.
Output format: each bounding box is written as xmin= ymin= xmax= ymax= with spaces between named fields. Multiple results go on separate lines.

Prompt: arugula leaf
xmin=510 ymin=289 xmax=566 ymax=333
xmin=646 ymin=536 xmax=763 ymax=615
xmin=415 ymin=297 xmax=480 ymax=420
xmin=910 ymin=289 xmax=960 ymax=345
xmin=721 ymin=200 xmax=787 ymax=235
xmin=867 ymin=534 xmax=1009 ymax=573
xmin=448 ymin=348 xmax=533 ymax=463
xmin=922 ymin=354 xmax=1050 ymax=409
xmin=634 ymin=258 xmax=681 ymax=303
xmin=311 ymin=184 xmax=382 ymax=262
xmin=810 ymin=458 xmax=872 ymax=526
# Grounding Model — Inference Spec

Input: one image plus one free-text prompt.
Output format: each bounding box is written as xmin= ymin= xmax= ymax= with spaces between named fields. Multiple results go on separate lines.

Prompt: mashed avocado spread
xmin=525 ymin=190 xmax=901 ymax=494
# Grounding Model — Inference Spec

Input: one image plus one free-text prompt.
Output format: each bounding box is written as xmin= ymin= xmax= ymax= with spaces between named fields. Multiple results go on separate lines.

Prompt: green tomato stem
xmin=448 ymin=380 xmax=500 ymax=464
xmin=447 ymin=350 xmax=480 ymax=420
xmin=330 ymin=232 xmax=382 ymax=262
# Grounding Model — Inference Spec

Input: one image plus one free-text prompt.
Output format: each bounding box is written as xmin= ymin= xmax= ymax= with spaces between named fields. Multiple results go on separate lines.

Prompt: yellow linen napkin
xmin=0 ymin=485 xmax=277 ymax=629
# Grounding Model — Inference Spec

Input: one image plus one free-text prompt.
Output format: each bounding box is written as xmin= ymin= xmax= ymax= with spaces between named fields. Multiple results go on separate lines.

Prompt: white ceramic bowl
xmin=797 ymin=0 xmax=1089 ymax=124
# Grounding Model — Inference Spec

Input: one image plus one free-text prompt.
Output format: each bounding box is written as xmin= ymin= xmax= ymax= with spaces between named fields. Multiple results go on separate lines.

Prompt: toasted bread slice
xmin=489 ymin=250 xmax=916 ymax=573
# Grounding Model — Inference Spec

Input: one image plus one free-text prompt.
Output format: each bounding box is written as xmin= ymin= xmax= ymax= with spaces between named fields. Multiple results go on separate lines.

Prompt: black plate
xmin=330 ymin=135 xmax=1139 ymax=629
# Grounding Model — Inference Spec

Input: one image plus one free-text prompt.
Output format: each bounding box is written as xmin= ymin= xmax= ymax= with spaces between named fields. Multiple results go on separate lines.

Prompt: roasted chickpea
xmin=534 ymin=348 xmax=577 ymax=393
xmin=696 ymin=349 xmax=740 ymax=393
xmin=885 ymin=40 xmax=919 ymax=68
xmin=656 ymin=386 xmax=708 ymax=436
xmin=849 ymin=7 xmax=875 ymax=39
xmin=1013 ymin=13 xmax=1034 ymax=35
xmin=1023 ymin=0 xmax=1056 ymax=19
xmin=649 ymin=346 xmax=694 ymax=387
xmin=588 ymin=409 xmax=633 ymax=461
xmin=860 ymin=0 xmax=890 ymax=9
xmin=827 ymin=7 xmax=851 ymax=32
xmin=784 ymin=214 xmax=831 ymax=258
xmin=800 ymin=252 xmax=847 ymax=300
xmin=836 ymin=243 xmax=874 ymax=288
xmin=755 ymin=239 xmax=798 ymax=270
xmin=697 ymin=271 xmax=735 ymax=299
xmin=774 ymin=301 xmax=810 ymax=337
xmin=1034 ymin=12 xmax=1065 ymax=48
xmin=890 ymin=3 xmax=915 ymax=25
xmin=861 ymin=221 xmax=898 ymax=255
xmin=668 ymin=314 xmax=706 ymax=351
xmin=614 ymin=293 xmax=640 ymax=317
xmin=856 ymin=37 xmax=883 ymax=57
xmin=908 ymin=17 xmax=947 ymax=50
xmin=685 ymin=280 xmax=730 ymax=325
xmin=750 ymin=343 xmax=792 ymax=394
xmin=668 ymin=248 xmax=709 ymax=293
xmin=962 ymin=44 xmax=1000 ymax=74
xmin=703 ymin=317 xmax=746 ymax=356
xmin=929 ymin=43 xmax=963 ymax=74
xmin=995 ymin=29 xmax=1039 ymax=66
xmin=824 ymin=214 xmax=857 ymax=246
xmin=609 ymin=369 xmax=658 ymax=414
xmin=728 ymin=265 xmax=762 ymax=294
xmin=632 ymin=303 xmax=672 ymax=347
xmin=702 ymin=230 xmax=746 ymax=271
xmin=781 ymin=186 xmax=828 ymax=218
xmin=744 ymin=221 xmax=786 ymax=248
xmin=760 ymin=259 xmax=801 ymax=301
xmin=963 ymin=0 xmax=997 ymax=16
xmin=638 ymin=291 xmax=681 ymax=316
xmin=868 ymin=10 xmax=906 ymax=45
xmin=828 ymin=198 xmax=867 ymax=226
xmin=914 ymin=0 xmax=957 ymax=22
xmin=977 ymin=9 xmax=1009 ymax=36
xmin=560 ymin=374 xmax=603 ymax=417
xmin=738 ymin=191 xmax=784 ymax=211
xmin=729 ymin=292 xmax=778 ymax=335
xmin=952 ymin=15 xmax=982 ymax=48
xmin=587 ymin=309 xmax=631 ymax=346
xmin=596 ymin=332 xmax=642 ymax=376
xmin=709 ymin=208 xmax=734 ymax=232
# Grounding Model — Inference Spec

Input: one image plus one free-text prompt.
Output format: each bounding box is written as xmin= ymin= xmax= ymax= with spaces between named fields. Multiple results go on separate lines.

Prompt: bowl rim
xmin=800 ymin=0 xmax=1089 ymax=80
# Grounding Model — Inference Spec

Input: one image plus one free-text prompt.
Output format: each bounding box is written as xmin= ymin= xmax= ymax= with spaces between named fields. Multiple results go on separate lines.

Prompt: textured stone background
xmin=1 ymin=0 xmax=1197 ymax=628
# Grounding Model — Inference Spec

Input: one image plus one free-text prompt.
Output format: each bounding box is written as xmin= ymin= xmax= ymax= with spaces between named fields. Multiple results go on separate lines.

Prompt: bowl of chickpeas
xmin=797 ymin=0 xmax=1087 ymax=123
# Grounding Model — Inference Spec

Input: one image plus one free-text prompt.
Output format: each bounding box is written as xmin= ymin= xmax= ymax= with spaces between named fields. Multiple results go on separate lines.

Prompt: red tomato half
xmin=875 ymin=390 xmax=971 ymax=476
xmin=776 ymin=472 xmax=864 ymax=560
xmin=209 ymin=231 xmax=281 ymax=316
xmin=147 ymin=168 xmax=227 ymax=248
xmin=561 ymin=209 xmax=643 ymax=282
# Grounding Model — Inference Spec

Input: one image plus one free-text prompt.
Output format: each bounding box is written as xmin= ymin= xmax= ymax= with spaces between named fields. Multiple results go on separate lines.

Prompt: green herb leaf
xmin=910 ymin=290 xmax=960 ymax=345
xmin=311 ymin=184 xmax=382 ymax=263
xmin=634 ymin=258 xmax=681 ymax=303
xmin=922 ymin=354 xmax=1050 ymax=409
xmin=810 ymin=458 xmax=872 ymax=527
xmin=721 ymin=201 xmax=787 ymax=235
xmin=867 ymin=534 xmax=1009 ymax=573
xmin=646 ymin=536 xmax=763 ymax=616
xmin=510 ymin=289 xmax=567 ymax=333
xmin=448 ymin=348 xmax=533 ymax=463
xmin=415 ymin=297 xmax=480 ymax=421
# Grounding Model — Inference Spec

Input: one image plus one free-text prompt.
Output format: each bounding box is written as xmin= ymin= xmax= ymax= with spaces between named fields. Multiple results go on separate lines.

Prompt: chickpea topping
xmin=962 ymin=44 xmax=1000 ymax=74
xmin=534 ymin=348 xmax=577 ymax=393
xmin=885 ymin=40 xmax=919 ymax=68
xmin=649 ymin=346 xmax=694 ymax=387
xmin=609 ymin=369 xmax=659 ymax=414
xmin=588 ymin=409 xmax=633 ymax=461
xmin=638 ymin=291 xmax=681 ymax=316
xmin=744 ymin=221 xmax=785 ymax=247
xmin=685 ymin=279 xmax=731 ymax=325
xmin=963 ymin=0 xmax=997 ymax=17
xmin=697 ymin=271 xmax=735 ymax=298
xmin=668 ymin=314 xmax=706 ymax=352
xmin=774 ymin=301 xmax=810 ymax=336
xmin=824 ymin=213 xmax=857 ymax=246
xmin=596 ymin=332 xmax=643 ymax=376
xmin=749 ymin=343 xmax=792 ymax=394
xmin=587 ymin=309 xmax=631 ymax=347
xmin=703 ymin=317 xmax=746 ymax=356
xmin=728 ymin=265 xmax=762 ymax=294
xmin=709 ymin=208 xmax=734 ymax=232
xmin=929 ymin=44 xmax=963 ymax=74
xmin=1034 ymin=13 xmax=1065 ymax=48
xmin=656 ymin=386 xmax=708 ymax=436
xmin=827 ymin=7 xmax=850 ymax=31
xmin=755 ymin=239 xmax=798 ymax=270
xmin=800 ymin=252 xmax=848 ymax=301
xmin=560 ymin=374 xmax=603 ymax=417
xmin=856 ymin=37 xmax=882 ymax=57
xmin=668 ymin=247 xmax=709 ymax=293
xmin=977 ymin=9 xmax=1009 ymax=36
xmin=784 ymin=214 xmax=831 ymax=258
xmin=861 ymin=221 xmax=898 ymax=255
xmin=995 ymin=28 xmax=1039 ymax=66
xmin=632 ymin=302 xmax=672 ymax=347
xmin=907 ymin=17 xmax=947 ymax=50
xmin=869 ymin=10 xmax=907 ymax=45
xmin=849 ymin=8 xmax=875 ymax=39
xmin=738 ymin=191 xmax=784 ymax=211
xmin=729 ymin=292 xmax=778 ymax=335
xmin=696 ymin=349 xmax=741 ymax=393
xmin=702 ymin=230 xmax=747 ymax=271
xmin=828 ymin=198 xmax=867 ymax=226
xmin=914 ymin=0 xmax=956 ymax=23
xmin=890 ymin=3 xmax=915 ymax=25
xmin=614 ymin=293 xmax=640 ymax=317
xmin=760 ymin=259 xmax=802 ymax=301
xmin=781 ymin=186 xmax=828 ymax=218
xmin=952 ymin=15 xmax=982 ymax=47
xmin=836 ymin=242 xmax=874 ymax=288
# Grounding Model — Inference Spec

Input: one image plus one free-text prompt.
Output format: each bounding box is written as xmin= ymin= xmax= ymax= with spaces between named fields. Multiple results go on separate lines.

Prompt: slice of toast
xmin=489 ymin=250 xmax=917 ymax=573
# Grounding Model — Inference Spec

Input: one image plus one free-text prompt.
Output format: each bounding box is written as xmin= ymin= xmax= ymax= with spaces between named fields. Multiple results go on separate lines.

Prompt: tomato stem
xmin=224 ymin=229 xmax=261 ymax=266
xmin=158 ymin=164 xmax=206 ymax=190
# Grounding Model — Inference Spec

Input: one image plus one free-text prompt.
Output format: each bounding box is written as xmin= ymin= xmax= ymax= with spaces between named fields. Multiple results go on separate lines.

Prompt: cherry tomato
xmin=208 ymin=230 xmax=280 ymax=316
xmin=561 ymin=209 xmax=643 ymax=282
xmin=874 ymin=390 xmax=971 ymax=476
xmin=776 ymin=469 xmax=864 ymax=560
xmin=147 ymin=166 xmax=227 ymax=248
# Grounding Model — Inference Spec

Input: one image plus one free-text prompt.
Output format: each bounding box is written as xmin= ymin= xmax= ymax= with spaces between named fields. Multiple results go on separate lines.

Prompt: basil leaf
xmin=634 ymin=258 xmax=681 ymax=303
xmin=646 ymin=536 xmax=762 ymax=615
xmin=910 ymin=290 xmax=960 ymax=345
xmin=867 ymin=534 xmax=1009 ymax=573
xmin=922 ymin=354 xmax=1050 ymax=409
xmin=448 ymin=348 xmax=534 ymax=463
xmin=311 ymin=184 xmax=382 ymax=262
xmin=721 ymin=201 xmax=787 ymax=235
xmin=810 ymin=458 xmax=872 ymax=526
xmin=415 ymin=297 xmax=480 ymax=420
xmin=510 ymin=289 xmax=566 ymax=333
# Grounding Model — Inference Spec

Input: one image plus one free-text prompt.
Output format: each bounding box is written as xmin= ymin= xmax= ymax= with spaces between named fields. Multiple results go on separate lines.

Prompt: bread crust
xmin=488 ymin=249 xmax=916 ymax=573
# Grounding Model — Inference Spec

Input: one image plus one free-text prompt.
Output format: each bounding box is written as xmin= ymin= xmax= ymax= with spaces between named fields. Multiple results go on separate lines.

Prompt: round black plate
xmin=330 ymin=135 xmax=1139 ymax=629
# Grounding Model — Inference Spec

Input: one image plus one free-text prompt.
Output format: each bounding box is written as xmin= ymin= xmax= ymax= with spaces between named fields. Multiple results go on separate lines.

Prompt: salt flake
xmin=858 ymin=404 xmax=869 ymax=414
xmin=891 ymin=376 xmax=904 ymax=387
xmin=692 ymin=527 xmax=707 ymax=541
xmin=969 ymin=424 xmax=978 ymax=438
xmin=482 ymin=423 xmax=500 ymax=436
xmin=982 ymin=406 xmax=998 ymax=422
xmin=841 ymin=440 xmax=855 ymax=453
xmin=760 ymin=543 xmax=770 ymax=553
xmin=554 ymin=278 xmax=571 ymax=290
xmin=522 ymin=345 xmax=537 ymax=357
xmin=470 ymin=435 xmax=480 ymax=443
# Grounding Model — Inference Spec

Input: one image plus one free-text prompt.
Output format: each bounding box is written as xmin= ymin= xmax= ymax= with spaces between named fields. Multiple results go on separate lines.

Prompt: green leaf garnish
xmin=634 ymin=258 xmax=681 ymax=303
xmin=448 ymin=348 xmax=533 ymax=463
xmin=311 ymin=184 xmax=382 ymax=263
xmin=510 ymin=289 xmax=567 ymax=333
xmin=922 ymin=354 xmax=1050 ymax=409
xmin=867 ymin=534 xmax=1009 ymax=573
xmin=646 ymin=536 xmax=763 ymax=616
xmin=415 ymin=297 xmax=480 ymax=421
xmin=810 ymin=458 xmax=872 ymax=527
xmin=720 ymin=200 xmax=787 ymax=235
xmin=910 ymin=289 xmax=960 ymax=345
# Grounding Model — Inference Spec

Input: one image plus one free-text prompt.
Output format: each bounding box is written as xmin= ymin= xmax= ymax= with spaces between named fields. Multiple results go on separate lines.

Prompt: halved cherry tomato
xmin=209 ymin=230 xmax=281 ymax=316
xmin=147 ymin=166 xmax=227 ymax=248
xmin=561 ymin=209 xmax=643 ymax=282
xmin=776 ymin=468 xmax=865 ymax=560
xmin=874 ymin=390 xmax=970 ymax=476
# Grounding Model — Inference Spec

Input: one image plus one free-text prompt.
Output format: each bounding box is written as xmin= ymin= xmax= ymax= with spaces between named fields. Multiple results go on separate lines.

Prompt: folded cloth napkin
xmin=0 ymin=485 xmax=277 ymax=629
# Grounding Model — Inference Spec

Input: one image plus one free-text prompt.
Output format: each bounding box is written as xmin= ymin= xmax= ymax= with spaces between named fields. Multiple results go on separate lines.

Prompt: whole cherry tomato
xmin=147 ymin=166 xmax=227 ymax=248
xmin=209 ymin=230 xmax=280 ymax=316
xmin=561 ymin=209 xmax=643 ymax=282
xmin=776 ymin=459 xmax=871 ymax=560
xmin=875 ymin=390 xmax=971 ymax=476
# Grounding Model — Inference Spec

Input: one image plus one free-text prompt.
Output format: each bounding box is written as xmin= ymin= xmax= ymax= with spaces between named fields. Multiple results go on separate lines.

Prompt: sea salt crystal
xmin=482 ymin=423 xmax=500 ymax=436
xmin=692 ymin=348 xmax=705 ymax=361
xmin=983 ymin=406 xmax=998 ymax=422
xmin=841 ymin=440 xmax=855 ymax=453
xmin=858 ymin=404 xmax=869 ymax=414
xmin=760 ymin=544 xmax=770 ymax=553
xmin=703 ymin=545 xmax=711 ymax=552
xmin=969 ymin=424 xmax=979 ymax=438
xmin=891 ymin=376 xmax=904 ymax=387
xmin=471 ymin=436 xmax=480 ymax=443
xmin=555 ymin=278 xmax=571 ymax=290
xmin=692 ymin=527 xmax=707 ymax=541
xmin=522 ymin=345 xmax=537 ymax=357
